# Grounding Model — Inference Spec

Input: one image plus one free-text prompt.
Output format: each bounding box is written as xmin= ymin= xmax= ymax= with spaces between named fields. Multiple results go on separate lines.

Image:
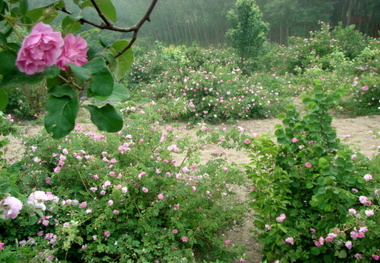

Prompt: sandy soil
xmin=3 ymin=115 xmax=380 ymax=262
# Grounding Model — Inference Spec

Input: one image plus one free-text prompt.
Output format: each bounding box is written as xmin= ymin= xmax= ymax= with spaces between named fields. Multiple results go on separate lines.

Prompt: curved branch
xmin=59 ymin=0 xmax=158 ymax=58
xmin=89 ymin=0 xmax=112 ymax=27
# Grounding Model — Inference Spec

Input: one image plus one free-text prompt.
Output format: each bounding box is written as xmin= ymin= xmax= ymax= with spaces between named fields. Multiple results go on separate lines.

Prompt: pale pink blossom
xmin=276 ymin=213 xmax=286 ymax=222
xmin=365 ymin=209 xmax=374 ymax=216
xmin=345 ymin=240 xmax=352 ymax=249
xmin=157 ymin=194 xmax=164 ymax=200
xmin=348 ymin=208 xmax=357 ymax=214
xmin=1 ymin=196 xmax=23 ymax=219
xmin=104 ymin=231 xmax=111 ymax=237
xmin=285 ymin=237 xmax=294 ymax=245
xmin=181 ymin=237 xmax=188 ymax=242
xmin=16 ymin=22 xmax=64 ymax=74
xmin=363 ymin=174 xmax=373 ymax=181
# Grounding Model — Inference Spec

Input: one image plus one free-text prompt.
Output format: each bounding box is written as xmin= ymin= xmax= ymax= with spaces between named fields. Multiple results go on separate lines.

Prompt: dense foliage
xmin=247 ymin=83 xmax=379 ymax=262
xmin=0 ymin=108 xmax=249 ymax=262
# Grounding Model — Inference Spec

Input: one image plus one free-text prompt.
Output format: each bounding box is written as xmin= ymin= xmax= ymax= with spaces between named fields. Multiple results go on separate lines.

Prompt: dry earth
xmin=3 ymin=115 xmax=380 ymax=262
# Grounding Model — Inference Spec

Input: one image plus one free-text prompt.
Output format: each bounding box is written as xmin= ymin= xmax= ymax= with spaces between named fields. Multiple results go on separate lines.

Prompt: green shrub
xmin=246 ymin=82 xmax=379 ymax=262
xmin=0 ymin=108 xmax=249 ymax=262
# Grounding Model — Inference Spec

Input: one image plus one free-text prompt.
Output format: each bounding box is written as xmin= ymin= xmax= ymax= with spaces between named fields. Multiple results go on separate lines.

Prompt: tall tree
xmin=225 ymin=0 xmax=268 ymax=60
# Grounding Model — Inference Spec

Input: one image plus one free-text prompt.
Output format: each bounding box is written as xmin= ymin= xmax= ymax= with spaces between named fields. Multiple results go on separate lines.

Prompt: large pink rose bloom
xmin=1 ymin=196 xmax=23 ymax=219
xmin=57 ymin=34 xmax=88 ymax=71
xmin=16 ymin=22 xmax=64 ymax=75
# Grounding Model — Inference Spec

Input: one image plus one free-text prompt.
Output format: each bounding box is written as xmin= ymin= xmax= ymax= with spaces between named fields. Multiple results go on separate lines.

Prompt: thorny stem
xmin=58 ymin=0 xmax=158 ymax=59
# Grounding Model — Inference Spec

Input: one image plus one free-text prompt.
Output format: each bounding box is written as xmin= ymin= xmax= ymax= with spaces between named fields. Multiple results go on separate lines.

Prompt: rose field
xmin=0 ymin=1 xmax=380 ymax=262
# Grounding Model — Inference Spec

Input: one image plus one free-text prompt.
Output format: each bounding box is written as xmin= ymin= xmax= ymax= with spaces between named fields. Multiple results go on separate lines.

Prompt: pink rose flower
xmin=157 ymin=194 xmax=164 ymax=200
xmin=361 ymin=86 xmax=369 ymax=91
xmin=345 ymin=241 xmax=352 ymax=249
xmin=363 ymin=174 xmax=373 ymax=181
xmin=305 ymin=163 xmax=312 ymax=168
xmin=16 ymin=22 xmax=64 ymax=75
xmin=181 ymin=237 xmax=188 ymax=242
xmin=56 ymin=34 xmax=88 ymax=71
xmin=0 ymin=242 xmax=4 ymax=250
xmin=285 ymin=237 xmax=294 ymax=245
xmin=276 ymin=213 xmax=286 ymax=223
xmin=1 ymin=196 xmax=23 ymax=219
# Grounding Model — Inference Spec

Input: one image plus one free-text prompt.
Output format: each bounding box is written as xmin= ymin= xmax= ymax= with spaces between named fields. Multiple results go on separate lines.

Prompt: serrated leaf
xmin=48 ymin=86 xmax=75 ymax=99
xmin=109 ymin=40 xmax=134 ymax=80
xmin=83 ymin=57 xmax=113 ymax=97
xmin=0 ymin=89 xmax=8 ymax=110
xmin=85 ymin=104 xmax=123 ymax=132
xmin=81 ymin=0 xmax=117 ymax=22
xmin=44 ymin=96 xmax=79 ymax=139
xmin=94 ymin=82 xmax=130 ymax=102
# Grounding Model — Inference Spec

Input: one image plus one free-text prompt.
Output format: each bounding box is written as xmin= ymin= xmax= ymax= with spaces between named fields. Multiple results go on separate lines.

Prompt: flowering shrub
xmin=0 ymin=107 xmax=249 ymax=262
xmin=246 ymin=82 xmax=379 ymax=262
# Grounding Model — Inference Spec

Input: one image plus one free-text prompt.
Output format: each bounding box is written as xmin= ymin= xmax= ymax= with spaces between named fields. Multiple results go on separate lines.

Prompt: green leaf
xmin=69 ymin=64 xmax=91 ymax=81
xmin=1 ymin=71 xmax=44 ymax=88
xmin=0 ymin=33 xmax=7 ymax=44
xmin=26 ymin=6 xmax=58 ymax=24
xmin=336 ymin=250 xmax=347 ymax=259
xmin=48 ymin=86 xmax=75 ymax=99
xmin=93 ymin=82 xmax=130 ymax=102
xmin=61 ymin=16 xmax=82 ymax=34
xmin=83 ymin=57 xmax=114 ymax=97
xmin=19 ymin=0 xmax=28 ymax=15
xmin=85 ymin=104 xmax=123 ymax=132
xmin=44 ymin=96 xmax=79 ymax=139
xmin=0 ymin=89 xmax=8 ymax=111
xmin=310 ymin=246 xmax=321 ymax=256
xmin=318 ymin=157 xmax=330 ymax=169
xmin=108 ymin=40 xmax=134 ymax=80
xmin=0 ymin=51 xmax=17 ymax=75
xmin=81 ymin=0 xmax=117 ymax=22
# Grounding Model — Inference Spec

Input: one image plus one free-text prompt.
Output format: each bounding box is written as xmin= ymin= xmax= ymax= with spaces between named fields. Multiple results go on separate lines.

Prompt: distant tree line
xmin=29 ymin=0 xmax=380 ymax=46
